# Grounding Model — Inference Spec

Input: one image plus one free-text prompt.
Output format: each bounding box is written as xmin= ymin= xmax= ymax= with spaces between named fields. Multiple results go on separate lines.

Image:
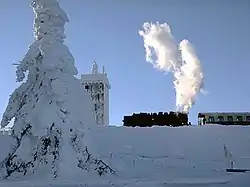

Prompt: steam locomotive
xmin=123 ymin=111 xmax=189 ymax=127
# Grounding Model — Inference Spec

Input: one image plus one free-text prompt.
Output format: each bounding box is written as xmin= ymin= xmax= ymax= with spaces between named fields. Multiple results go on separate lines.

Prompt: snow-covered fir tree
xmin=0 ymin=0 xmax=115 ymax=180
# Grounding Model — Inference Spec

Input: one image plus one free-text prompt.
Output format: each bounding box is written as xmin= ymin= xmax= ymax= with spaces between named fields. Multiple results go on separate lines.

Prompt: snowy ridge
xmin=1 ymin=125 xmax=250 ymax=186
xmin=0 ymin=178 xmax=231 ymax=187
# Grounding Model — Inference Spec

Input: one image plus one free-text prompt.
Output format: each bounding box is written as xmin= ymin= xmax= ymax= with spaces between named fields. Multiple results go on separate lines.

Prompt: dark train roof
xmin=198 ymin=112 xmax=250 ymax=117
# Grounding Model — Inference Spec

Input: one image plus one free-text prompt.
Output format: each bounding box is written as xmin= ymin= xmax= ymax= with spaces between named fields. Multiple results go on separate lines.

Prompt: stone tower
xmin=80 ymin=61 xmax=110 ymax=126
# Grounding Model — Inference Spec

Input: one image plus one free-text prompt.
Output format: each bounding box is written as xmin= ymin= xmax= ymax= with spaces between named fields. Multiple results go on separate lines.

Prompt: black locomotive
xmin=123 ymin=111 xmax=189 ymax=127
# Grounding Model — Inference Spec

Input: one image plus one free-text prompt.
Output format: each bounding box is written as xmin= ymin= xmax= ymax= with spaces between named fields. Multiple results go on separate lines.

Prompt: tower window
xmin=100 ymin=83 xmax=104 ymax=90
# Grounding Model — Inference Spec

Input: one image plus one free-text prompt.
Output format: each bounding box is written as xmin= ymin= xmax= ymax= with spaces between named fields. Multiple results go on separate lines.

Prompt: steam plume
xmin=139 ymin=22 xmax=204 ymax=113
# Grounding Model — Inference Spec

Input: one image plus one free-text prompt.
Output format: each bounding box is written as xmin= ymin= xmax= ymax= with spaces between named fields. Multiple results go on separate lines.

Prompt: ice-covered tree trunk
xmin=0 ymin=0 xmax=115 ymax=180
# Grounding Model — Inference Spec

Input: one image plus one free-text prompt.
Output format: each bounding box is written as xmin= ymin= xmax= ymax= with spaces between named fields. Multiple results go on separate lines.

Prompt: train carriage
xmin=198 ymin=112 xmax=250 ymax=125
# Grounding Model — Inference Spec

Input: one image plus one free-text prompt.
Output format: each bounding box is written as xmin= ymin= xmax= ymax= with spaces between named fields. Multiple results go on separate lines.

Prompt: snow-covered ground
xmin=1 ymin=124 xmax=250 ymax=186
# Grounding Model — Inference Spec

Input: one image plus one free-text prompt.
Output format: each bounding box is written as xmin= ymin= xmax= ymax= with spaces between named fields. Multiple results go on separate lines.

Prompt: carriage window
xmin=236 ymin=116 xmax=243 ymax=121
xmin=227 ymin=116 xmax=233 ymax=121
xmin=218 ymin=116 xmax=224 ymax=121
xmin=208 ymin=116 xmax=214 ymax=122
xmin=246 ymin=116 xmax=250 ymax=121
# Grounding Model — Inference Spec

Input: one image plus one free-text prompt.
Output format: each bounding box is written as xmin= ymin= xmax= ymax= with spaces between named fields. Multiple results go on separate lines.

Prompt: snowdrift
xmin=1 ymin=125 xmax=250 ymax=186
xmin=90 ymin=125 xmax=250 ymax=179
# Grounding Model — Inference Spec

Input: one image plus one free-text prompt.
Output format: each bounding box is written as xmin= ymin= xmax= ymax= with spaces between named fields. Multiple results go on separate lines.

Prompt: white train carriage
xmin=198 ymin=112 xmax=250 ymax=125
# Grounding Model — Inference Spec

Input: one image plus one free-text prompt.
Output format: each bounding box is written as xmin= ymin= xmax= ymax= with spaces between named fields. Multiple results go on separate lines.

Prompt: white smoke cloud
xmin=139 ymin=22 xmax=204 ymax=113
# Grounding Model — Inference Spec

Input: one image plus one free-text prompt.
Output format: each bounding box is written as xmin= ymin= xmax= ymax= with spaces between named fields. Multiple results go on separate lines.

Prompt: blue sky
xmin=0 ymin=0 xmax=250 ymax=125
